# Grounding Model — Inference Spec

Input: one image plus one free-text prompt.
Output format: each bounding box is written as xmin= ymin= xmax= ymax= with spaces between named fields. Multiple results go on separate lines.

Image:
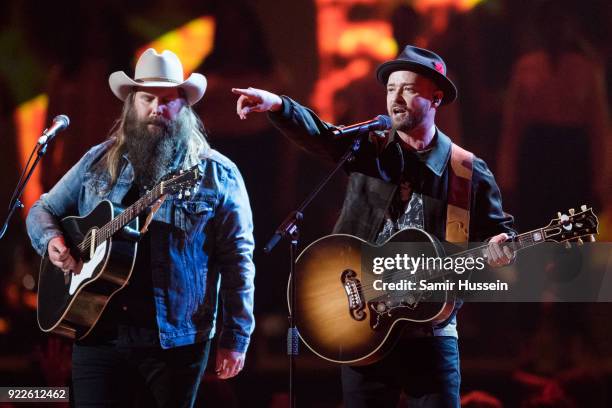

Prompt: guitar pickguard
xmin=68 ymin=240 xmax=108 ymax=295
xmin=368 ymin=290 xmax=424 ymax=331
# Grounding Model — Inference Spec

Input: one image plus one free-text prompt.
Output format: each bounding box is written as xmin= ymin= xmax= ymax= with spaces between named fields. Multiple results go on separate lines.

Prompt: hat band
xmin=135 ymin=77 xmax=182 ymax=84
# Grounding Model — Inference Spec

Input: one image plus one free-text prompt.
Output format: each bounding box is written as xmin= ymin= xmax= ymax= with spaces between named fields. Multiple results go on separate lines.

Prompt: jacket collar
xmin=120 ymin=149 xmax=188 ymax=181
xmin=385 ymin=127 xmax=452 ymax=177
xmin=420 ymin=128 xmax=452 ymax=177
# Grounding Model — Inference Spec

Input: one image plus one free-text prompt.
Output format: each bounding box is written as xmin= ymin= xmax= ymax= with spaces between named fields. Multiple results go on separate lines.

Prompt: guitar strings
xmin=348 ymin=245 xmax=488 ymax=299
xmin=340 ymin=236 xmax=542 ymax=300
xmin=72 ymin=171 xmax=204 ymax=254
xmin=76 ymin=186 xmax=160 ymax=253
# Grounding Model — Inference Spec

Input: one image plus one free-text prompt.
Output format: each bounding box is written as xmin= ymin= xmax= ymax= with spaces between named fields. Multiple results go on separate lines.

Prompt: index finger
xmin=503 ymin=245 xmax=514 ymax=260
xmin=52 ymin=246 xmax=69 ymax=259
xmin=57 ymin=251 xmax=71 ymax=262
xmin=50 ymin=239 xmax=67 ymax=251
xmin=231 ymin=87 xmax=259 ymax=98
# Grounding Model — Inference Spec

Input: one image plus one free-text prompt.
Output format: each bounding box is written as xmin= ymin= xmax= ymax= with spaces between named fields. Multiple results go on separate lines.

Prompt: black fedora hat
xmin=376 ymin=45 xmax=457 ymax=105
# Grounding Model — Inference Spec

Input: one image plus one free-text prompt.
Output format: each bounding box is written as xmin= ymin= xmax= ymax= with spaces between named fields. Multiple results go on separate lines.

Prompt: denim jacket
xmin=26 ymin=139 xmax=255 ymax=352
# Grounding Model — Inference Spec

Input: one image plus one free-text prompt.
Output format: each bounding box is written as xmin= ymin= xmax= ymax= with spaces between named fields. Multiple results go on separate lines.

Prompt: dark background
xmin=0 ymin=0 xmax=611 ymax=406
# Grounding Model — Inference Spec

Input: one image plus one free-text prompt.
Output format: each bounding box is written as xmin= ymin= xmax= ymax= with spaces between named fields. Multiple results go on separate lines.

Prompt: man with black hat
xmin=233 ymin=45 xmax=515 ymax=407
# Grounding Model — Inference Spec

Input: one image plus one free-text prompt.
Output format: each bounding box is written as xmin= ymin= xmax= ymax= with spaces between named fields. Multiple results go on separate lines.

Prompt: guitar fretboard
xmin=418 ymin=228 xmax=547 ymax=282
xmin=77 ymin=183 xmax=164 ymax=252
xmin=457 ymin=228 xmax=546 ymax=258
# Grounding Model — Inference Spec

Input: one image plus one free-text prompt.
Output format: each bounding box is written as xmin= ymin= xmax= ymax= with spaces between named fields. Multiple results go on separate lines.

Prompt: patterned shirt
xmin=375 ymin=145 xmax=458 ymax=338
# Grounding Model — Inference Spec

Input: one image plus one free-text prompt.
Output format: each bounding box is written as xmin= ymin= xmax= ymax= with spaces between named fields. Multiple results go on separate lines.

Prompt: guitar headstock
xmin=159 ymin=165 xmax=202 ymax=198
xmin=542 ymin=205 xmax=598 ymax=245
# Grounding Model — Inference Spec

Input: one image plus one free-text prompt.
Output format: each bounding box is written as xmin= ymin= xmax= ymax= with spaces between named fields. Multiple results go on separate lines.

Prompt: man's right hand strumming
xmin=232 ymin=87 xmax=283 ymax=119
xmin=48 ymin=236 xmax=81 ymax=274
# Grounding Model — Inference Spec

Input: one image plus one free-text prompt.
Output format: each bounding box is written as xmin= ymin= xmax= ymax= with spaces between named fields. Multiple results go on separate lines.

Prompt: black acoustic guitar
xmin=37 ymin=166 xmax=201 ymax=340
xmin=289 ymin=206 xmax=598 ymax=365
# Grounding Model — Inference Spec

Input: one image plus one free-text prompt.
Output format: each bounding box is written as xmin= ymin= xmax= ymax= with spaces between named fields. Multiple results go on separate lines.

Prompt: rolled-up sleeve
xmin=26 ymin=149 xmax=93 ymax=256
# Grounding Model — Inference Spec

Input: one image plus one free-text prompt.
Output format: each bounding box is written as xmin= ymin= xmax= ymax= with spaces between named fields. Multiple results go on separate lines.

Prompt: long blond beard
xmin=97 ymin=93 xmax=210 ymax=188
xmin=124 ymin=108 xmax=189 ymax=188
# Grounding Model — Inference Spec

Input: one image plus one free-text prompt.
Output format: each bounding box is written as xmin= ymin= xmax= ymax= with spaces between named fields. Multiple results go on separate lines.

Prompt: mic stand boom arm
xmin=263 ymin=134 xmax=365 ymax=408
xmin=0 ymin=139 xmax=51 ymax=240
xmin=264 ymin=135 xmax=364 ymax=252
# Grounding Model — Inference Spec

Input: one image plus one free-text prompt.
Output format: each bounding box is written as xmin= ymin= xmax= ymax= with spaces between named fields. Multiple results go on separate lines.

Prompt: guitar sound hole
xmin=78 ymin=228 xmax=99 ymax=263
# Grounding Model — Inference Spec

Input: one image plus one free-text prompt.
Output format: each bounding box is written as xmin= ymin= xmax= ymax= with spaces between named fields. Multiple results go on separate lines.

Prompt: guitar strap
xmin=140 ymin=195 xmax=167 ymax=234
xmin=446 ymin=143 xmax=474 ymax=245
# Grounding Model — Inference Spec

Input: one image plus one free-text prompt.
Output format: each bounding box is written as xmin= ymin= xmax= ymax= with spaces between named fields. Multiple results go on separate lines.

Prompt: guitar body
xmin=290 ymin=228 xmax=456 ymax=365
xmin=37 ymin=200 xmax=139 ymax=340
xmin=288 ymin=207 xmax=599 ymax=365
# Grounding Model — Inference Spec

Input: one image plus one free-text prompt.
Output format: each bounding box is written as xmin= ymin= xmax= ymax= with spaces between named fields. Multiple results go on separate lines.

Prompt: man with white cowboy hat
xmin=233 ymin=44 xmax=515 ymax=407
xmin=109 ymin=48 xmax=207 ymax=106
xmin=27 ymin=48 xmax=256 ymax=407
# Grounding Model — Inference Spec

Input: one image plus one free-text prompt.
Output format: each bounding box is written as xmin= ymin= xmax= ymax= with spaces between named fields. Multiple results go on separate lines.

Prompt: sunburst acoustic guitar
xmin=289 ymin=206 xmax=599 ymax=365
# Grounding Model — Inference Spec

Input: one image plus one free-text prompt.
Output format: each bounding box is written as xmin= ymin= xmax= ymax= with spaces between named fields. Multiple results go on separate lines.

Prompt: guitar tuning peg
xmin=580 ymin=205 xmax=587 ymax=211
xmin=576 ymin=238 xmax=584 ymax=245
xmin=565 ymin=241 xmax=572 ymax=249
xmin=178 ymin=191 xmax=183 ymax=199
xmin=184 ymin=190 xmax=191 ymax=197
xmin=587 ymin=234 xmax=596 ymax=242
xmin=569 ymin=208 xmax=575 ymax=215
xmin=557 ymin=212 xmax=563 ymax=219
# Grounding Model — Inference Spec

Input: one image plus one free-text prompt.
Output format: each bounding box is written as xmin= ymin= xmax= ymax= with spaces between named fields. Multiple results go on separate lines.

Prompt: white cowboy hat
xmin=109 ymin=48 xmax=207 ymax=105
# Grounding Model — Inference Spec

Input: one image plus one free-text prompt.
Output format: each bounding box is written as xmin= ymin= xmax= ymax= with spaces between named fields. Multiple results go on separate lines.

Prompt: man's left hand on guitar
xmin=485 ymin=233 xmax=515 ymax=267
xmin=215 ymin=348 xmax=245 ymax=379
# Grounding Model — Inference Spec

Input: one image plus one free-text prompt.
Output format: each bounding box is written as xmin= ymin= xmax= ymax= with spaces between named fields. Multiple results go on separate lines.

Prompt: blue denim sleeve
xmin=25 ymin=144 xmax=105 ymax=256
xmin=214 ymin=164 xmax=256 ymax=353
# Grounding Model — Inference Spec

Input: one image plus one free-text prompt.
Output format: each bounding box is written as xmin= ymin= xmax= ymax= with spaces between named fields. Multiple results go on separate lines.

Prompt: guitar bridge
xmin=341 ymin=269 xmax=366 ymax=321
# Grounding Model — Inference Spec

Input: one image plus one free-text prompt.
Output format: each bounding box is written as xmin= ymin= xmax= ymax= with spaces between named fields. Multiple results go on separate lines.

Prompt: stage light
xmin=14 ymin=94 xmax=48 ymax=212
xmin=136 ymin=16 xmax=216 ymax=75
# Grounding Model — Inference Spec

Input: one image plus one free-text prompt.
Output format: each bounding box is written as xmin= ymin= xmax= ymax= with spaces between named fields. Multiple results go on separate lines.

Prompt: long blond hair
xmin=99 ymin=91 xmax=210 ymax=186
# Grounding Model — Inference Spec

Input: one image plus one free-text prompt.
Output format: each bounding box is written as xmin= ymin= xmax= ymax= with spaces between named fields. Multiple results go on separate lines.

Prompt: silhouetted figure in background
xmin=497 ymin=0 xmax=610 ymax=230
xmin=496 ymin=3 xmax=610 ymax=396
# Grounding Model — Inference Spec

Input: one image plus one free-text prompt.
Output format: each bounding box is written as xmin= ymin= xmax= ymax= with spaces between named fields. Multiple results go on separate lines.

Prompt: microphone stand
xmin=0 ymin=139 xmax=50 ymax=240
xmin=264 ymin=134 xmax=365 ymax=408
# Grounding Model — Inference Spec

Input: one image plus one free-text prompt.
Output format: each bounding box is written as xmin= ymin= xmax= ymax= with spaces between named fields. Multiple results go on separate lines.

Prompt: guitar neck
xmin=408 ymin=206 xmax=598 ymax=282
xmin=96 ymin=184 xmax=164 ymax=243
xmin=454 ymin=228 xmax=546 ymax=260
xmin=420 ymin=229 xmax=547 ymax=281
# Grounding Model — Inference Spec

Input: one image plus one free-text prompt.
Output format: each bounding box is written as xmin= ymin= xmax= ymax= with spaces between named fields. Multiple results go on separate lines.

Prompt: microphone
xmin=38 ymin=115 xmax=70 ymax=145
xmin=332 ymin=115 xmax=392 ymax=138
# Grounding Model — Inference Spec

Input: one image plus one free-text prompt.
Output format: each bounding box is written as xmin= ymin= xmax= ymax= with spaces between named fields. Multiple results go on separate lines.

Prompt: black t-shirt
xmin=82 ymin=184 xmax=159 ymax=346
xmin=111 ymin=184 xmax=157 ymax=326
